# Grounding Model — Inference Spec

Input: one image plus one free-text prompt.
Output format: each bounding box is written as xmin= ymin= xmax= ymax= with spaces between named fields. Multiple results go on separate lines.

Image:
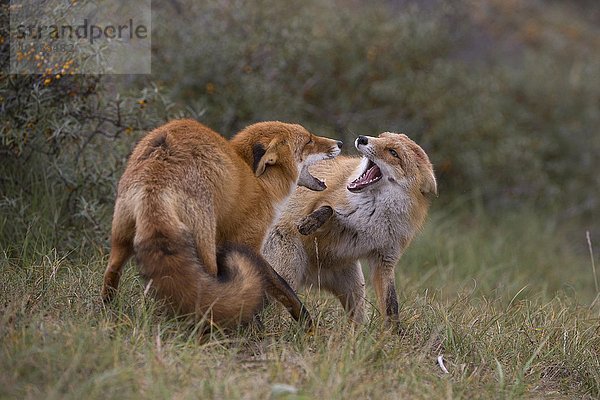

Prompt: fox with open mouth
xmin=263 ymin=132 xmax=437 ymax=330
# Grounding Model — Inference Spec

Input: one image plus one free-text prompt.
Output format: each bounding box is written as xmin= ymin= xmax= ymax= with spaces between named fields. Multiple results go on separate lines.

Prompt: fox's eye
xmin=389 ymin=148 xmax=400 ymax=158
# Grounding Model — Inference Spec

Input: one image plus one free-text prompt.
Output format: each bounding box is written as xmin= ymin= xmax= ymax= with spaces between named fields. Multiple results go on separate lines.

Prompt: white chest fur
xmin=327 ymin=185 xmax=415 ymax=260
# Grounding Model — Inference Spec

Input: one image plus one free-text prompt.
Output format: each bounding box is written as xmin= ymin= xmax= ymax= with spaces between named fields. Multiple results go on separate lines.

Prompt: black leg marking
xmin=386 ymin=284 xmax=399 ymax=317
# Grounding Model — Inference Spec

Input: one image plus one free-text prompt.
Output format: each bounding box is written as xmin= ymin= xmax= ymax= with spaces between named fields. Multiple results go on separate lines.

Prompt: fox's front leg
xmin=371 ymin=258 xmax=401 ymax=333
xmin=297 ymin=205 xmax=334 ymax=235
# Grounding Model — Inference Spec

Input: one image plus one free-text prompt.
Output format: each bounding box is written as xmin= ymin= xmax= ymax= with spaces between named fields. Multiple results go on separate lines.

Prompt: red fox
xmin=101 ymin=119 xmax=342 ymax=329
xmin=263 ymin=132 xmax=436 ymax=330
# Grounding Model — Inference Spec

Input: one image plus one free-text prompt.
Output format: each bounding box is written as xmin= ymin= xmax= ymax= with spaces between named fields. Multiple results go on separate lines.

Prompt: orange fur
xmin=101 ymin=119 xmax=341 ymax=328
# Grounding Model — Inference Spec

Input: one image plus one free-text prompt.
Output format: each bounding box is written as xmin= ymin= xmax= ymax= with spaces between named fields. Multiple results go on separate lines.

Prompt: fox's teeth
xmin=347 ymin=159 xmax=383 ymax=192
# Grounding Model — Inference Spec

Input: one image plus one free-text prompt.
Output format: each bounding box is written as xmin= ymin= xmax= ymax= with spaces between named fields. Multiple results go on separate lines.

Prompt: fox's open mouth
xmin=298 ymin=164 xmax=327 ymax=191
xmin=347 ymin=159 xmax=382 ymax=192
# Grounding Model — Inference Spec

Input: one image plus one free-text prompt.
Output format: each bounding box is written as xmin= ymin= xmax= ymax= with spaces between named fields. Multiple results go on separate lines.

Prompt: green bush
xmin=0 ymin=73 xmax=180 ymax=249
xmin=1 ymin=0 xmax=182 ymax=248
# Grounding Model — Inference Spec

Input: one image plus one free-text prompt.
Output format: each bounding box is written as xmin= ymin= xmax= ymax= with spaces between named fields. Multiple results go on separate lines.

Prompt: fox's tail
xmin=134 ymin=225 xmax=266 ymax=327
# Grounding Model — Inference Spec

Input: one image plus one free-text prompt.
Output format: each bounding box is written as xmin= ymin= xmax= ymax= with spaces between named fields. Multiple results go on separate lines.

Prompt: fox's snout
xmin=354 ymin=135 xmax=376 ymax=155
xmin=356 ymin=136 xmax=369 ymax=147
xmin=331 ymin=140 xmax=343 ymax=157
xmin=328 ymin=140 xmax=343 ymax=157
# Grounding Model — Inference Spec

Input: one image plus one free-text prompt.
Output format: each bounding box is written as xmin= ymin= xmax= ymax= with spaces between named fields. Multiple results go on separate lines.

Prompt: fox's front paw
xmin=297 ymin=206 xmax=333 ymax=235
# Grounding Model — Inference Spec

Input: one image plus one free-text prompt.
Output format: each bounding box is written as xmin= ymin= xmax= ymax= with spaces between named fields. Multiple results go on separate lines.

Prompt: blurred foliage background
xmin=3 ymin=3 xmax=600 ymax=397
xmin=1 ymin=0 xmax=599 ymax=250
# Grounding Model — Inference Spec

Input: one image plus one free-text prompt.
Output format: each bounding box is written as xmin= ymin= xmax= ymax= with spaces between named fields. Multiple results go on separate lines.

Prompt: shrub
xmin=1 ymin=1 xmax=181 ymax=248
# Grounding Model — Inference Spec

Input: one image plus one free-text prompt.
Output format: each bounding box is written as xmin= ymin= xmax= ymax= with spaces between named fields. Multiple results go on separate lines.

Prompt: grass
xmin=3 ymin=0 xmax=599 ymax=397
xmin=1 ymin=196 xmax=599 ymax=399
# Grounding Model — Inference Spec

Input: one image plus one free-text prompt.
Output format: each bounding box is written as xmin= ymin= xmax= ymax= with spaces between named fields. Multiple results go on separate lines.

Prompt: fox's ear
xmin=421 ymin=169 xmax=438 ymax=197
xmin=254 ymin=139 xmax=279 ymax=176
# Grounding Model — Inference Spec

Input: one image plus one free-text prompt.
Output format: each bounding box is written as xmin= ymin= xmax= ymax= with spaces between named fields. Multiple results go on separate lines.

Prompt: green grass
xmin=2 ymin=199 xmax=599 ymax=399
xmin=3 ymin=0 xmax=599 ymax=397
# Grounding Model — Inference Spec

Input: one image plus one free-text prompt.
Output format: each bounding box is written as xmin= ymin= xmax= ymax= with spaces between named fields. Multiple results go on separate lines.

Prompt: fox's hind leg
xmin=261 ymin=263 xmax=313 ymax=330
xmin=101 ymin=200 xmax=135 ymax=303
xmin=263 ymin=226 xmax=308 ymax=290
xmin=320 ymin=261 xmax=366 ymax=324
xmin=262 ymin=227 xmax=313 ymax=329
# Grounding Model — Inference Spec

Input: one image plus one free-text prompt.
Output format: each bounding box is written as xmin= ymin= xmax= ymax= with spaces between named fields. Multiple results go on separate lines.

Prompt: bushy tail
xmin=134 ymin=226 xmax=266 ymax=328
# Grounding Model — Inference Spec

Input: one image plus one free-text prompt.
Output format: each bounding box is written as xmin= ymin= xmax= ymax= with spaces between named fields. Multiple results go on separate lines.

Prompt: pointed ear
xmin=254 ymin=139 xmax=279 ymax=176
xmin=421 ymin=168 xmax=438 ymax=197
